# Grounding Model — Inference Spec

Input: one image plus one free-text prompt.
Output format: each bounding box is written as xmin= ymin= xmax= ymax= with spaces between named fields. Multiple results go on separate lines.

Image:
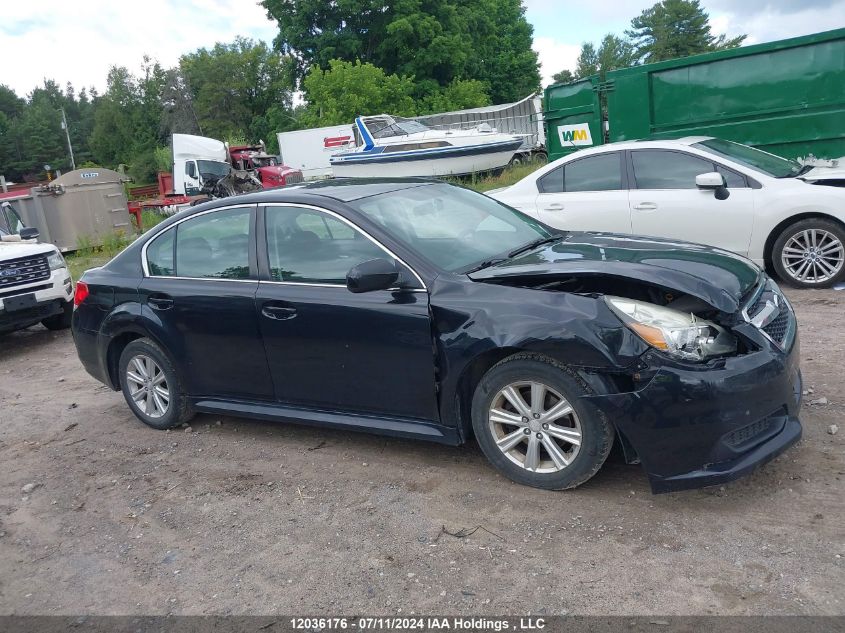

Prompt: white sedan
xmin=489 ymin=137 xmax=845 ymax=288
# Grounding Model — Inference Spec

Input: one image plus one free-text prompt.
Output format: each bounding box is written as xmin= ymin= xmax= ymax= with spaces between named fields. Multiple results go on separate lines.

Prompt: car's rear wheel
xmin=41 ymin=300 xmax=72 ymax=330
xmin=471 ymin=354 xmax=613 ymax=490
xmin=118 ymin=338 xmax=193 ymax=430
xmin=772 ymin=218 xmax=845 ymax=288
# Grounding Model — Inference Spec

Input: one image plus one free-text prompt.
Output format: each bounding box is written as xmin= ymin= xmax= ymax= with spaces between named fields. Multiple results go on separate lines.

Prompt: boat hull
xmin=331 ymin=140 xmax=522 ymax=178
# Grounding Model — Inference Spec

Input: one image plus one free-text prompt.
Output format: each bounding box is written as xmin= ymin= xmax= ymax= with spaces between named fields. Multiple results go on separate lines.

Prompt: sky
xmin=1 ymin=0 xmax=844 ymax=98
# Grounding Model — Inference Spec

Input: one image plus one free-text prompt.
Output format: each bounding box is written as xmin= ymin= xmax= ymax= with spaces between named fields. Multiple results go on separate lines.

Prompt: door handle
xmin=545 ymin=203 xmax=565 ymax=210
xmin=633 ymin=202 xmax=658 ymax=211
xmin=147 ymin=294 xmax=174 ymax=310
xmin=261 ymin=305 xmax=297 ymax=321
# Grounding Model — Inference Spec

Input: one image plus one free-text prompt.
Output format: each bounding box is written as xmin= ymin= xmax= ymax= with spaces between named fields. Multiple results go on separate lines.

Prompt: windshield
xmin=349 ymin=184 xmax=553 ymax=272
xmin=197 ymin=160 xmax=231 ymax=180
xmin=364 ymin=116 xmax=431 ymax=139
xmin=693 ymin=138 xmax=802 ymax=178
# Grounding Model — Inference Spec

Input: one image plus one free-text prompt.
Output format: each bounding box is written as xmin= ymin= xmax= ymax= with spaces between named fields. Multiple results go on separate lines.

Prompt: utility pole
xmin=60 ymin=107 xmax=75 ymax=171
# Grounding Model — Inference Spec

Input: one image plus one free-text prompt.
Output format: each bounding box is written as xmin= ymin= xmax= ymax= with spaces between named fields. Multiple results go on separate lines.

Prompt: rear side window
xmin=146 ymin=230 xmax=175 ymax=276
xmin=537 ymin=167 xmax=563 ymax=193
xmin=565 ymin=153 xmax=622 ymax=191
xmin=146 ymin=207 xmax=254 ymax=279
xmin=265 ymin=206 xmax=391 ymax=284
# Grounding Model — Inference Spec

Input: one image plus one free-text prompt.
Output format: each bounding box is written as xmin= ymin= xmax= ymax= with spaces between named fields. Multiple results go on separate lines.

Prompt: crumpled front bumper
xmin=581 ymin=326 xmax=803 ymax=494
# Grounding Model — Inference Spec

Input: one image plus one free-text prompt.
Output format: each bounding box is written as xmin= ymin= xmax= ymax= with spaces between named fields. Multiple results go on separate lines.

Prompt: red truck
xmin=128 ymin=136 xmax=303 ymax=224
xmin=228 ymin=143 xmax=303 ymax=188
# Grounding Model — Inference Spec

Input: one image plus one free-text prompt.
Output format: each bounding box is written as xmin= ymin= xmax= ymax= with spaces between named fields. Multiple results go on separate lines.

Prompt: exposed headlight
xmin=47 ymin=250 xmax=67 ymax=271
xmin=605 ymin=296 xmax=737 ymax=362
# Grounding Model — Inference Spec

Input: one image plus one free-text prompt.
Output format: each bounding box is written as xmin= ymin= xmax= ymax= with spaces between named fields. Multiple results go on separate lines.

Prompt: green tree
xmin=300 ymin=59 xmax=416 ymax=127
xmin=419 ymin=79 xmax=491 ymax=114
xmin=626 ymin=0 xmax=746 ymax=64
xmin=595 ymin=34 xmax=636 ymax=78
xmin=552 ymin=69 xmax=575 ymax=85
xmin=179 ymin=37 xmax=295 ymax=142
xmin=261 ymin=0 xmax=539 ymax=103
xmin=575 ymin=43 xmax=599 ymax=79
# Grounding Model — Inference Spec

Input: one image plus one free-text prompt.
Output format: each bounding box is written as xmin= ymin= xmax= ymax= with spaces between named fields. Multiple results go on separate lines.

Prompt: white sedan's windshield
xmin=350 ymin=184 xmax=554 ymax=272
xmin=694 ymin=139 xmax=802 ymax=178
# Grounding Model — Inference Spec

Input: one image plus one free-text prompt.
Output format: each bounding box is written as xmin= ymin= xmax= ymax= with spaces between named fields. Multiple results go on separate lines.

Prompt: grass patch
xmin=66 ymin=210 xmax=168 ymax=281
xmin=463 ymin=159 xmax=545 ymax=193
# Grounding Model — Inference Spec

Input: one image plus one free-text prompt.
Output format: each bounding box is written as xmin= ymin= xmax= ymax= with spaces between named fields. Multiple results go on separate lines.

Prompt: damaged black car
xmin=71 ymin=179 xmax=803 ymax=494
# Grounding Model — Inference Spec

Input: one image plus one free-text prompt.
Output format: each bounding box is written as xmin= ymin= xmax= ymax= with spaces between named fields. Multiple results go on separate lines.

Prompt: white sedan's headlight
xmin=605 ymin=296 xmax=737 ymax=362
xmin=46 ymin=250 xmax=67 ymax=270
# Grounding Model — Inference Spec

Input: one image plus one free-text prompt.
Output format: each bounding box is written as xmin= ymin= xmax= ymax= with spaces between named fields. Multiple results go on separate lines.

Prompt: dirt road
xmin=0 ymin=288 xmax=842 ymax=615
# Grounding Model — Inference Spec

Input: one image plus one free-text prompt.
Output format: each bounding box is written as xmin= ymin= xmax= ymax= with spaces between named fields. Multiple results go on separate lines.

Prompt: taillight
xmin=74 ymin=281 xmax=89 ymax=307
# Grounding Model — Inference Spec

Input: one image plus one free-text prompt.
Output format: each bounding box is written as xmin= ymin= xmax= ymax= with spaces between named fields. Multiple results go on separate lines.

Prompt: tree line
xmin=552 ymin=0 xmax=745 ymax=84
xmin=0 ymin=0 xmax=743 ymax=185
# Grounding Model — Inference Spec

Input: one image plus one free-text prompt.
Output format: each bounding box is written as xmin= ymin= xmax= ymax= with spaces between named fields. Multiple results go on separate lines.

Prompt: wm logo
xmin=557 ymin=124 xmax=593 ymax=147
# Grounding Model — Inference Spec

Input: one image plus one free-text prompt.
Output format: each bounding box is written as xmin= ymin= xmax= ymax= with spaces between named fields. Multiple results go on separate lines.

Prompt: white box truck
xmin=277 ymin=124 xmax=355 ymax=180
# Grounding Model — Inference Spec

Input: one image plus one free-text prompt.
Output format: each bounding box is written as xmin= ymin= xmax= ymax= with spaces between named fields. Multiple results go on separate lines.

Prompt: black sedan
xmin=71 ymin=179 xmax=803 ymax=493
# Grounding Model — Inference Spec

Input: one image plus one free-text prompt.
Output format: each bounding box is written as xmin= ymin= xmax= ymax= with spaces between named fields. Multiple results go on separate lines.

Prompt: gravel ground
xmin=0 ymin=287 xmax=842 ymax=616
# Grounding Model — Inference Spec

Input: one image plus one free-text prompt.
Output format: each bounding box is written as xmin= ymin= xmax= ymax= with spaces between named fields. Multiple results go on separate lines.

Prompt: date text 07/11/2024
xmin=289 ymin=617 xmax=548 ymax=631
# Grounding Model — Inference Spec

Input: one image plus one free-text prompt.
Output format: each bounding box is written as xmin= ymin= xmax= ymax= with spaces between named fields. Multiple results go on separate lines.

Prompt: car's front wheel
xmin=118 ymin=338 xmax=193 ymax=430
xmin=772 ymin=218 xmax=845 ymax=288
xmin=471 ymin=354 xmax=613 ymax=490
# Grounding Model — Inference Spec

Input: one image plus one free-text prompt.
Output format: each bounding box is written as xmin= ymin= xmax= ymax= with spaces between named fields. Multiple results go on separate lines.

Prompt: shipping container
xmin=545 ymin=28 xmax=845 ymax=162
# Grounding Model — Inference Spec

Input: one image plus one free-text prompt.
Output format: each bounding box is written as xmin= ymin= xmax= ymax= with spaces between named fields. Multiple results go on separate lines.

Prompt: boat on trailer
xmin=329 ymin=115 xmax=523 ymax=178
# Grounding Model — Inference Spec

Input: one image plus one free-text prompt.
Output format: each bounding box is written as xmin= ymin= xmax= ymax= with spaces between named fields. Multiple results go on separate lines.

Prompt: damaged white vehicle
xmin=490 ymin=137 xmax=845 ymax=288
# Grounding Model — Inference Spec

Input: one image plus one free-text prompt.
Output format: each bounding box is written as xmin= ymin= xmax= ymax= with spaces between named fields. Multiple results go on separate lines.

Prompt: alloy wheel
xmin=488 ymin=380 xmax=582 ymax=473
xmin=781 ymin=228 xmax=844 ymax=284
xmin=125 ymin=354 xmax=170 ymax=418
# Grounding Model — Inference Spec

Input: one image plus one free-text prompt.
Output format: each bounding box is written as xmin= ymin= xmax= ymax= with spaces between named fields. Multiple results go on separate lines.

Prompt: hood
xmin=799 ymin=157 xmax=845 ymax=182
xmin=468 ymin=232 xmax=761 ymax=314
xmin=0 ymin=240 xmax=55 ymax=259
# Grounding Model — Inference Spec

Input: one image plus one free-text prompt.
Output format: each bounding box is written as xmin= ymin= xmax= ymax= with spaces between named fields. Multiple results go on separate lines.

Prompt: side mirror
xmin=695 ymin=172 xmax=730 ymax=200
xmin=185 ymin=161 xmax=197 ymax=179
xmin=346 ymin=258 xmax=400 ymax=293
xmin=19 ymin=227 xmax=39 ymax=240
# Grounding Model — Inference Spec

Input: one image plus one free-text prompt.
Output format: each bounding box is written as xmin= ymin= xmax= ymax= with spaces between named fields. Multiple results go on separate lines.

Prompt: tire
xmin=772 ymin=218 xmax=845 ymax=288
xmin=118 ymin=338 xmax=194 ymax=430
xmin=41 ymin=300 xmax=73 ymax=331
xmin=471 ymin=353 xmax=613 ymax=490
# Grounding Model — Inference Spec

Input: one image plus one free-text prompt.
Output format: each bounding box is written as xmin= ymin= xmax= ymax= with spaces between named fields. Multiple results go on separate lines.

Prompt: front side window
xmin=632 ymin=150 xmax=715 ymax=189
xmin=565 ymin=153 xmax=622 ymax=192
xmin=349 ymin=183 xmax=553 ymax=272
xmin=265 ymin=206 xmax=392 ymax=284
xmin=173 ymin=207 xmax=251 ymax=279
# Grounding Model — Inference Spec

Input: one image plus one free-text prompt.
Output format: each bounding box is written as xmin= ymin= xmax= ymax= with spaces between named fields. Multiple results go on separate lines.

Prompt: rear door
xmin=140 ymin=204 xmax=275 ymax=401
xmin=535 ymin=151 xmax=632 ymax=233
xmin=255 ymin=203 xmax=439 ymax=421
xmin=628 ymin=149 xmax=755 ymax=256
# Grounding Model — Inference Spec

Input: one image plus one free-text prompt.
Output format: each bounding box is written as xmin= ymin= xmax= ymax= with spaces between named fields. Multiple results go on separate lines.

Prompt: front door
xmin=139 ymin=204 xmax=275 ymax=401
xmin=255 ymin=204 xmax=439 ymax=421
xmin=535 ymin=151 xmax=632 ymax=233
xmin=628 ymin=149 xmax=755 ymax=256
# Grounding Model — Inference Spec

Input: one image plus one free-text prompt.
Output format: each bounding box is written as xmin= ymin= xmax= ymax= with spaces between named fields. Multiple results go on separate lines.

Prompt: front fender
xmin=430 ymin=276 xmax=649 ymax=431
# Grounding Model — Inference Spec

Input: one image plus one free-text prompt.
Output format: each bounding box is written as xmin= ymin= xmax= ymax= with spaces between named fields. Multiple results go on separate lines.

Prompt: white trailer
xmin=277 ymin=124 xmax=355 ymax=180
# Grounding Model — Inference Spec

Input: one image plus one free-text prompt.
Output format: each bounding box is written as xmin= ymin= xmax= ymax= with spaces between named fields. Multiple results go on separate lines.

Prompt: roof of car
xmin=200 ymin=178 xmax=440 ymax=209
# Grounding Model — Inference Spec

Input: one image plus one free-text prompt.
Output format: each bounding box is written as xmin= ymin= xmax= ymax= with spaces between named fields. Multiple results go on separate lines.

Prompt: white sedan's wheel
xmin=773 ymin=219 xmax=845 ymax=288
